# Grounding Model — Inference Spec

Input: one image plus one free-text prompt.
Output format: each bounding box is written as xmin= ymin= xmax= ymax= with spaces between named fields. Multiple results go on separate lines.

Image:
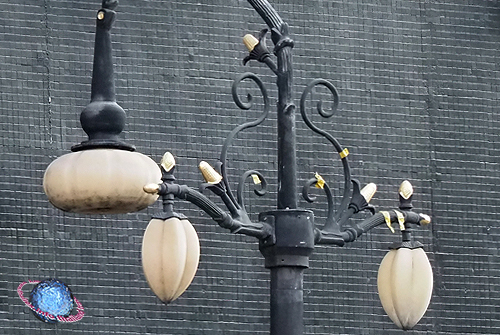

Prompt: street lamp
xmin=43 ymin=0 xmax=433 ymax=333
xmin=43 ymin=0 xmax=161 ymax=214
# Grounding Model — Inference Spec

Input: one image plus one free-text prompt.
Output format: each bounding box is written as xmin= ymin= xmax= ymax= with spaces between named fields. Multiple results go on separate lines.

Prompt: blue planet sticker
xmin=18 ymin=279 xmax=84 ymax=323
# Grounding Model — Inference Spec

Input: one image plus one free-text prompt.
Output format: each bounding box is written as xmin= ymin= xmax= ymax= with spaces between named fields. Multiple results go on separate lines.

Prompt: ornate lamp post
xmin=43 ymin=0 xmax=433 ymax=333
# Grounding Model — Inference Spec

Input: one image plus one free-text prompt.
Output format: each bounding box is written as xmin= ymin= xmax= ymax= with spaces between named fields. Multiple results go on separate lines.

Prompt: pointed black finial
xmin=102 ymin=0 xmax=118 ymax=10
xmin=72 ymin=0 xmax=134 ymax=152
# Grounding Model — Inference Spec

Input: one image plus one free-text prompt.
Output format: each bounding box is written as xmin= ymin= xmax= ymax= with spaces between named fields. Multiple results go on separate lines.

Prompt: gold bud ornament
xmin=243 ymin=34 xmax=259 ymax=52
xmin=160 ymin=151 xmax=176 ymax=172
xmin=399 ymin=180 xmax=414 ymax=200
xmin=199 ymin=161 xmax=223 ymax=184
xmin=360 ymin=182 xmax=377 ymax=203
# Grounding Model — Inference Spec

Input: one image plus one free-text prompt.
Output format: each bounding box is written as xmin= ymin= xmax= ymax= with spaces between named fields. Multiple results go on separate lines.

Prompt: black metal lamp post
xmin=43 ymin=0 xmax=434 ymax=334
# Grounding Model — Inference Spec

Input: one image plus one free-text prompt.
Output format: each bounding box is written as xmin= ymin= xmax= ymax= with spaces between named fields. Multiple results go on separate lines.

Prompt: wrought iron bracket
xmin=149 ymin=166 xmax=273 ymax=241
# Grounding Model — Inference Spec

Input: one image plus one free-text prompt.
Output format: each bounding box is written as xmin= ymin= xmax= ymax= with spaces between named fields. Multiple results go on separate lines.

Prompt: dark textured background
xmin=0 ymin=0 xmax=499 ymax=334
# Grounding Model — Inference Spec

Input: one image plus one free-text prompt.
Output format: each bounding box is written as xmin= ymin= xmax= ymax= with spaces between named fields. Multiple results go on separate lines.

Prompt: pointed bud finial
xmin=143 ymin=183 xmax=160 ymax=194
xmin=243 ymin=34 xmax=259 ymax=52
xmin=419 ymin=213 xmax=431 ymax=225
xmin=160 ymin=152 xmax=176 ymax=172
xmin=360 ymin=183 xmax=377 ymax=203
xmin=199 ymin=161 xmax=223 ymax=184
xmin=399 ymin=180 xmax=413 ymax=200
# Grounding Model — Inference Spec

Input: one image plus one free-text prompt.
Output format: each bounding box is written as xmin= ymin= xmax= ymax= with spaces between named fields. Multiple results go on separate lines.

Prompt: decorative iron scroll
xmin=299 ymin=79 xmax=351 ymax=227
xmin=216 ymin=72 xmax=270 ymax=217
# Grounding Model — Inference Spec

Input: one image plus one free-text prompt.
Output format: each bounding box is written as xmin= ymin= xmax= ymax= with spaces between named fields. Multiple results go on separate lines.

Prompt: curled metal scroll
xmin=302 ymin=177 xmax=339 ymax=232
xmin=237 ymin=170 xmax=268 ymax=209
xmin=299 ymin=79 xmax=351 ymax=222
xmin=219 ymin=72 xmax=270 ymax=210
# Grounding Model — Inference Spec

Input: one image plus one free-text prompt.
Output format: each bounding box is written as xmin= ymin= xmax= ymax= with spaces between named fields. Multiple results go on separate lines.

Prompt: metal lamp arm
xmin=243 ymin=0 xmax=290 ymax=71
xmin=315 ymin=210 xmax=430 ymax=246
xmin=153 ymin=182 xmax=272 ymax=240
xmin=312 ymin=211 xmax=380 ymax=247
xmin=351 ymin=210 xmax=429 ymax=239
xmin=247 ymin=0 xmax=284 ymax=33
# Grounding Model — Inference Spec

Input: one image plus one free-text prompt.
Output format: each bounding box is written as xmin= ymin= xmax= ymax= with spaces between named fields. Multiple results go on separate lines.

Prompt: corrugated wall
xmin=0 ymin=0 xmax=499 ymax=334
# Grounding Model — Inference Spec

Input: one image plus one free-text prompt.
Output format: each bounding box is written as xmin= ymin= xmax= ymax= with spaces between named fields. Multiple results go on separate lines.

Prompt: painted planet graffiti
xmin=17 ymin=279 xmax=84 ymax=323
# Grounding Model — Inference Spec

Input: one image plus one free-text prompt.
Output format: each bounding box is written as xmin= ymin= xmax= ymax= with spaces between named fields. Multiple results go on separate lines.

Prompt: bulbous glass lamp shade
xmin=377 ymin=247 xmax=433 ymax=330
xmin=141 ymin=217 xmax=200 ymax=304
xmin=43 ymin=149 xmax=161 ymax=214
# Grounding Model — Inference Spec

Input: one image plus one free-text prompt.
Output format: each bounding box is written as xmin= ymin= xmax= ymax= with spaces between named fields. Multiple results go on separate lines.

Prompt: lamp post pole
xmin=245 ymin=2 xmax=313 ymax=334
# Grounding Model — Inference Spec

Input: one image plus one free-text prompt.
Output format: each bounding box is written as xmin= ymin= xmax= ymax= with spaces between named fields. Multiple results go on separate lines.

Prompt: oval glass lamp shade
xmin=377 ymin=247 xmax=433 ymax=330
xmin=43 ymin=149 xmax=161 ymax=214
xmin=141 ymin=217 xmax=200 ymax=304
